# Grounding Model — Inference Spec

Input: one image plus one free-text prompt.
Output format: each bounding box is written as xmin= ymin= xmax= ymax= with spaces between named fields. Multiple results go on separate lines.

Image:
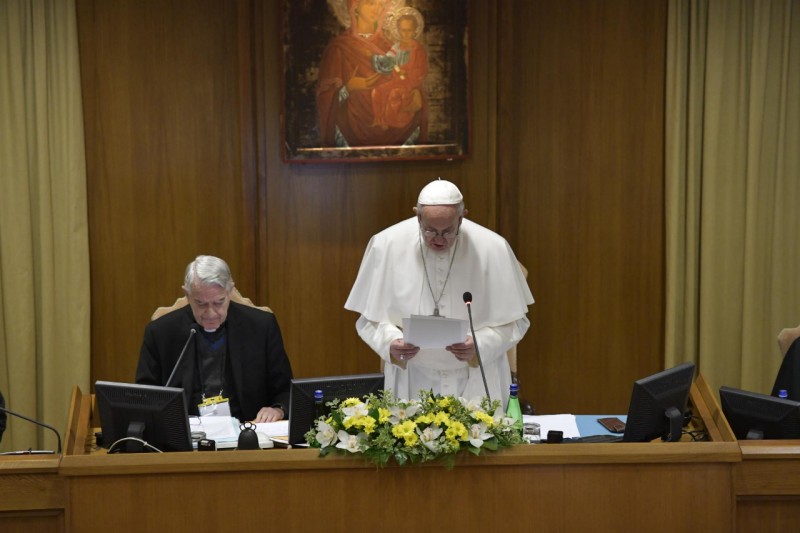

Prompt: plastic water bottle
xmin=778 ymin=389 xmax=789 ymax=399
xmin=506 ymin=383 xmax=523 ymax=434
xmin=314 ymin=389 xmax=325 ymax=419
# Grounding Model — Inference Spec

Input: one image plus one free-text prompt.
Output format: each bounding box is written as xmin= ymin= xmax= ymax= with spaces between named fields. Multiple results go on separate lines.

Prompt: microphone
xmin=165 ymin=325 xmax=197 ymax=388
xmin=463 ymin=292 xmax=491 ymax=402
xmin=0 ymin=405 xmax=62 ymax=454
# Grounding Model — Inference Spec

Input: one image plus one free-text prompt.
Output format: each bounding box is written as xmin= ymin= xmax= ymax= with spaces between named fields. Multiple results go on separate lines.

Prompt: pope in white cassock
xmin=344 ymin=178 xmax=534 ymax=408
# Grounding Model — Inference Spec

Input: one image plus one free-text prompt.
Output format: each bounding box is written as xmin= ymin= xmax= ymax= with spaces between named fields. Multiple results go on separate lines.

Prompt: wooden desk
xmin=0 ymin=379 xmax=83 ymax=532
xmin=737 ymin=439 xmax=800 ymax=531
xmin=60 ymin=382 xmax=740 ymax=532
xmin=696 ymin=373 xmax=800 ymax=532
xmin=0 ymin=455 xmax=66 ymax=532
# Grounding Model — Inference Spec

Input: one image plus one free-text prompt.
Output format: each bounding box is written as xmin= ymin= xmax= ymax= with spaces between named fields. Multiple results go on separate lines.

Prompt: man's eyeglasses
xmin=421 ymin=228 xmax=459 ymax=240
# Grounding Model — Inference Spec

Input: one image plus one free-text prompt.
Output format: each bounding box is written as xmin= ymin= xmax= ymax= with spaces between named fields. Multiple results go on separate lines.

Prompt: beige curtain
xmin=0 ymin=0 xmax=90 ymax=452
xmin=666 ymin=0 xmax=800 ymax=395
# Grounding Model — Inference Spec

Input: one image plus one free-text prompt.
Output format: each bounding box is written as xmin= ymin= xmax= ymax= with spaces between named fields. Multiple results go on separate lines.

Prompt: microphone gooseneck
xmin=463 ymin=291 xmax=491 ymax=402
xmin=0 ymin=405 xmax=62 ymax=454
xmin=165 ymin=326 xmax=197 ymax=388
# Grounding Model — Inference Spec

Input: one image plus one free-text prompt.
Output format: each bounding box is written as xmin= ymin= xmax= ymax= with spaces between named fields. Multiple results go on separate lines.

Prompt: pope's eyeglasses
xmin=421 ymin=228 xmax=458 ymax=240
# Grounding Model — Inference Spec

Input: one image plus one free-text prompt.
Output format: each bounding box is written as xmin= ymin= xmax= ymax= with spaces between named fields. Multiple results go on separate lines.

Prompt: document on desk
xmin=198 ymin=416 xmax=239 ymax=440
xmin=523 ymin=414 xmax=580 ymax=439
xmin=402 ymin=314 xmax=469 ymax=349
xmin=254 ymin=420 xmax=289 ymax=438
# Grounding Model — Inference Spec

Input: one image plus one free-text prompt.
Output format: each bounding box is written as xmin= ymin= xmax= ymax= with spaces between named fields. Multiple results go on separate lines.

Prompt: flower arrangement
xmin=304 ymin=389 xmax=523 ymax=467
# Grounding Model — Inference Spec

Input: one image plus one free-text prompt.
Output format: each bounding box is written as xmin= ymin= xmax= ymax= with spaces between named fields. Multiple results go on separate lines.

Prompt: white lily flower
xmin=389 ymin=403 xmax=421 ymax=424
xmin=417 ymin=424 xmax=443 ymax=452
xmin=342 ymin=401 xmax=369 ymax=419
xmin=500 ymin=416 xmax=518 ymax=430
xmin=459 ymin=396 xmax=483 ymax=411
xmin=315 ymin=420 xmax=338 ymax=448
xmin=335 ymin=430 xmax=368 ymax=453
xmin=468 ymin=422 xmax=493 ymax=448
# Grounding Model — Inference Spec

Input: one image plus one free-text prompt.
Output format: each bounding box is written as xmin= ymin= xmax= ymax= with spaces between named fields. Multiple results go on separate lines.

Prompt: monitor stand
xmin=745 ymin=428 xmax=765 ymax=440
xmin=125 ymin=421 xmax=146 ymax=453
xmin=664 ymin=406 xmax=683 ymax=442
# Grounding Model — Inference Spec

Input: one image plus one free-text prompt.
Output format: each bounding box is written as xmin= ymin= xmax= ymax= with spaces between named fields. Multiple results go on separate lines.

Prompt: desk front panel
xmin=735 ymin=441 xmax=800 ymax=532
xmin=0 ymin=457 xmax=66 ymax=532
xmin=65 ymin=447 xmax=735 ymax=532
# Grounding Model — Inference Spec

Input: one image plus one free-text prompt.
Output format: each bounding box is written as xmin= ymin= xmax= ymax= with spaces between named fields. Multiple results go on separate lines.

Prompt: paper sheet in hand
xmin=402 ymin=314 xmax=469 ymax=349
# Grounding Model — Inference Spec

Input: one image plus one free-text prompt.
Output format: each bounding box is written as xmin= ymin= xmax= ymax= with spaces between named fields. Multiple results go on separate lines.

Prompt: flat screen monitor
xmin=622 ymin=361 xmax=696 ymax=442
xmin=288 ymin=373 xmax=384 ymax=446
xmin=719 ymin=386 xmax=800 ymax=440
xmin=95 ymin=380 xmax=193 ymax=452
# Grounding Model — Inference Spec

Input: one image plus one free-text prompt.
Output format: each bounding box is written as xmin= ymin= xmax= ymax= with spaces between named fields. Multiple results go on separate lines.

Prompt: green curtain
xmin=666 ymin=0 xmax=800 ymax=395
xmin=0 ymin=0 xmax=90 ymax=452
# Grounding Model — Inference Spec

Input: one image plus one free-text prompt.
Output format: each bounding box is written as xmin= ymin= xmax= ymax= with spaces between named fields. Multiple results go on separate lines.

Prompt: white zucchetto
xmin=417 ymin=178 xmax=463 ymax=206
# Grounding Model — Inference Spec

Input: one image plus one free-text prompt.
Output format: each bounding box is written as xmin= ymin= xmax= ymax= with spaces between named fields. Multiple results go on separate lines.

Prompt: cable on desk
xmin=107 ymin=437 xmax=163 ymax=454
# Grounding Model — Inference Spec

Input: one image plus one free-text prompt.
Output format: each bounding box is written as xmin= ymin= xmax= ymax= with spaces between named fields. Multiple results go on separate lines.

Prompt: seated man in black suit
xmin=773 ymin=335 xmax=800 ymax=401
xmin=136 ymin=255 xmax=293 ymax=422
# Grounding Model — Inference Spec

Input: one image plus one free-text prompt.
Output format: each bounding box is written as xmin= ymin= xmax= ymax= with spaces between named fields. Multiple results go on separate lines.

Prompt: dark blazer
xmin=773 ymin=336 xmax=800 ymax=401
xmin=135 ymin=301 xmax=293 ymax=421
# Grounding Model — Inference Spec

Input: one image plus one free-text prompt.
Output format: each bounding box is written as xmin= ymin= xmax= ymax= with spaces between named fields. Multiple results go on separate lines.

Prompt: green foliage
xmin=305 ymin=389 xmax=523 ymax=467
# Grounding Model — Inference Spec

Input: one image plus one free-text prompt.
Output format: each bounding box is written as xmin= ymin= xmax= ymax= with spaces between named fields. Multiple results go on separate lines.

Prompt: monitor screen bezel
xmin=719 ymin=385 xmax=800 ymax=440
xmin=288 ymin=373 xmax=384 ymax=446
xmin=95 ymin=380 xmax=193 ymax=452
xmin=622 ymin=361 xmax=696 ymax=443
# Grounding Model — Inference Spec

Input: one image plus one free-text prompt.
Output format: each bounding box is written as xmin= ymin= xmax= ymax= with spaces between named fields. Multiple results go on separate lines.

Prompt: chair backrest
xmin=778 ymin=324 xmax=800 ymax=356
xmin=150 ymin=287 xmax=272 ymax=321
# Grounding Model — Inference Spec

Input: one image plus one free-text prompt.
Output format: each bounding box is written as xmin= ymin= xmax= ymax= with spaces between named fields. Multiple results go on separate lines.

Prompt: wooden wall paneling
xmin=258 ymin=1 xmax=498 ymax=380
xmin=78 ymin=0 xmax=257 ymax=384
xmin=79 ymin=0 xmax=668 ymax=414
xmin=504 ymin=0 xmax=667 ymax=414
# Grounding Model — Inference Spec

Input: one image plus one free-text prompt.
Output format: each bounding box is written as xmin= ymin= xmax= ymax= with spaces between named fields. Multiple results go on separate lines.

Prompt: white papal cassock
xmin=345 ymin=217 xmax=534 ymax=408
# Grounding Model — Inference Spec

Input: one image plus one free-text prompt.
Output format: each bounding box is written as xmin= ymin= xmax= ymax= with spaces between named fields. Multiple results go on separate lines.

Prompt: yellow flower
xmin=342 ymin=397 xmax=361 ymax=407
xmin=343 ymin=414 xmax=376 ymax=434
xmin=378 ymin=408 xmax=391 ymax=423
xmin=415 ymin=413 xmax=434 ymax=425
xmin=445 ymin=421 xmax=468 ymax=443
xmin=437 ymin=397 xmax=451 ymax=409
xmin=358 ymin=415 xmax=376 ymax=434
xmin=392 ymin=419 xmax=418 ymax=446
xmin=434 ymin=411 xmax=451 ymax=426
xmin=472 ymin=410 xmax=494 ymax=427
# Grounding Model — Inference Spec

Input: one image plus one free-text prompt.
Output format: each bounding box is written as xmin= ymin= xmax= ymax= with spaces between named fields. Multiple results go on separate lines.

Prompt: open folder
xmin=402 ymin=314 xmax=469 ymax=349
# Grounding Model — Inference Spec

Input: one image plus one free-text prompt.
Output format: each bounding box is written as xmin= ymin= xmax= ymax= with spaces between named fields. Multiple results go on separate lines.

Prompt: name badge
xmin=198 ymin=395 xmax=231 ymax=417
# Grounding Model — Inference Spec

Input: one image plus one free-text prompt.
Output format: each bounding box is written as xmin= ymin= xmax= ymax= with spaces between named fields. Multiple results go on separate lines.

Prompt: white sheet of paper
xmin=522 ymin=414 xmax=580 ymax=439
xmin=402 ymin=314 xmax=469 ymax=349
xmin=254 ymin=420 xmax=289 ymax=438
xmin=198 ymin=416 xmax=239 ymax=440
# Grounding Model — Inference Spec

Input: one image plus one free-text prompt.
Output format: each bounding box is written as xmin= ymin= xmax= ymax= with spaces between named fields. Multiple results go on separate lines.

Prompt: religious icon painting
xmin=280 ymin=0 xmax=470 ymax=163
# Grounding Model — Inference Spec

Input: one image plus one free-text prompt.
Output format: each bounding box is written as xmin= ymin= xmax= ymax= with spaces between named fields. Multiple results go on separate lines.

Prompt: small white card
xmin=402 ymin=314 xmax=469 ymax=349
